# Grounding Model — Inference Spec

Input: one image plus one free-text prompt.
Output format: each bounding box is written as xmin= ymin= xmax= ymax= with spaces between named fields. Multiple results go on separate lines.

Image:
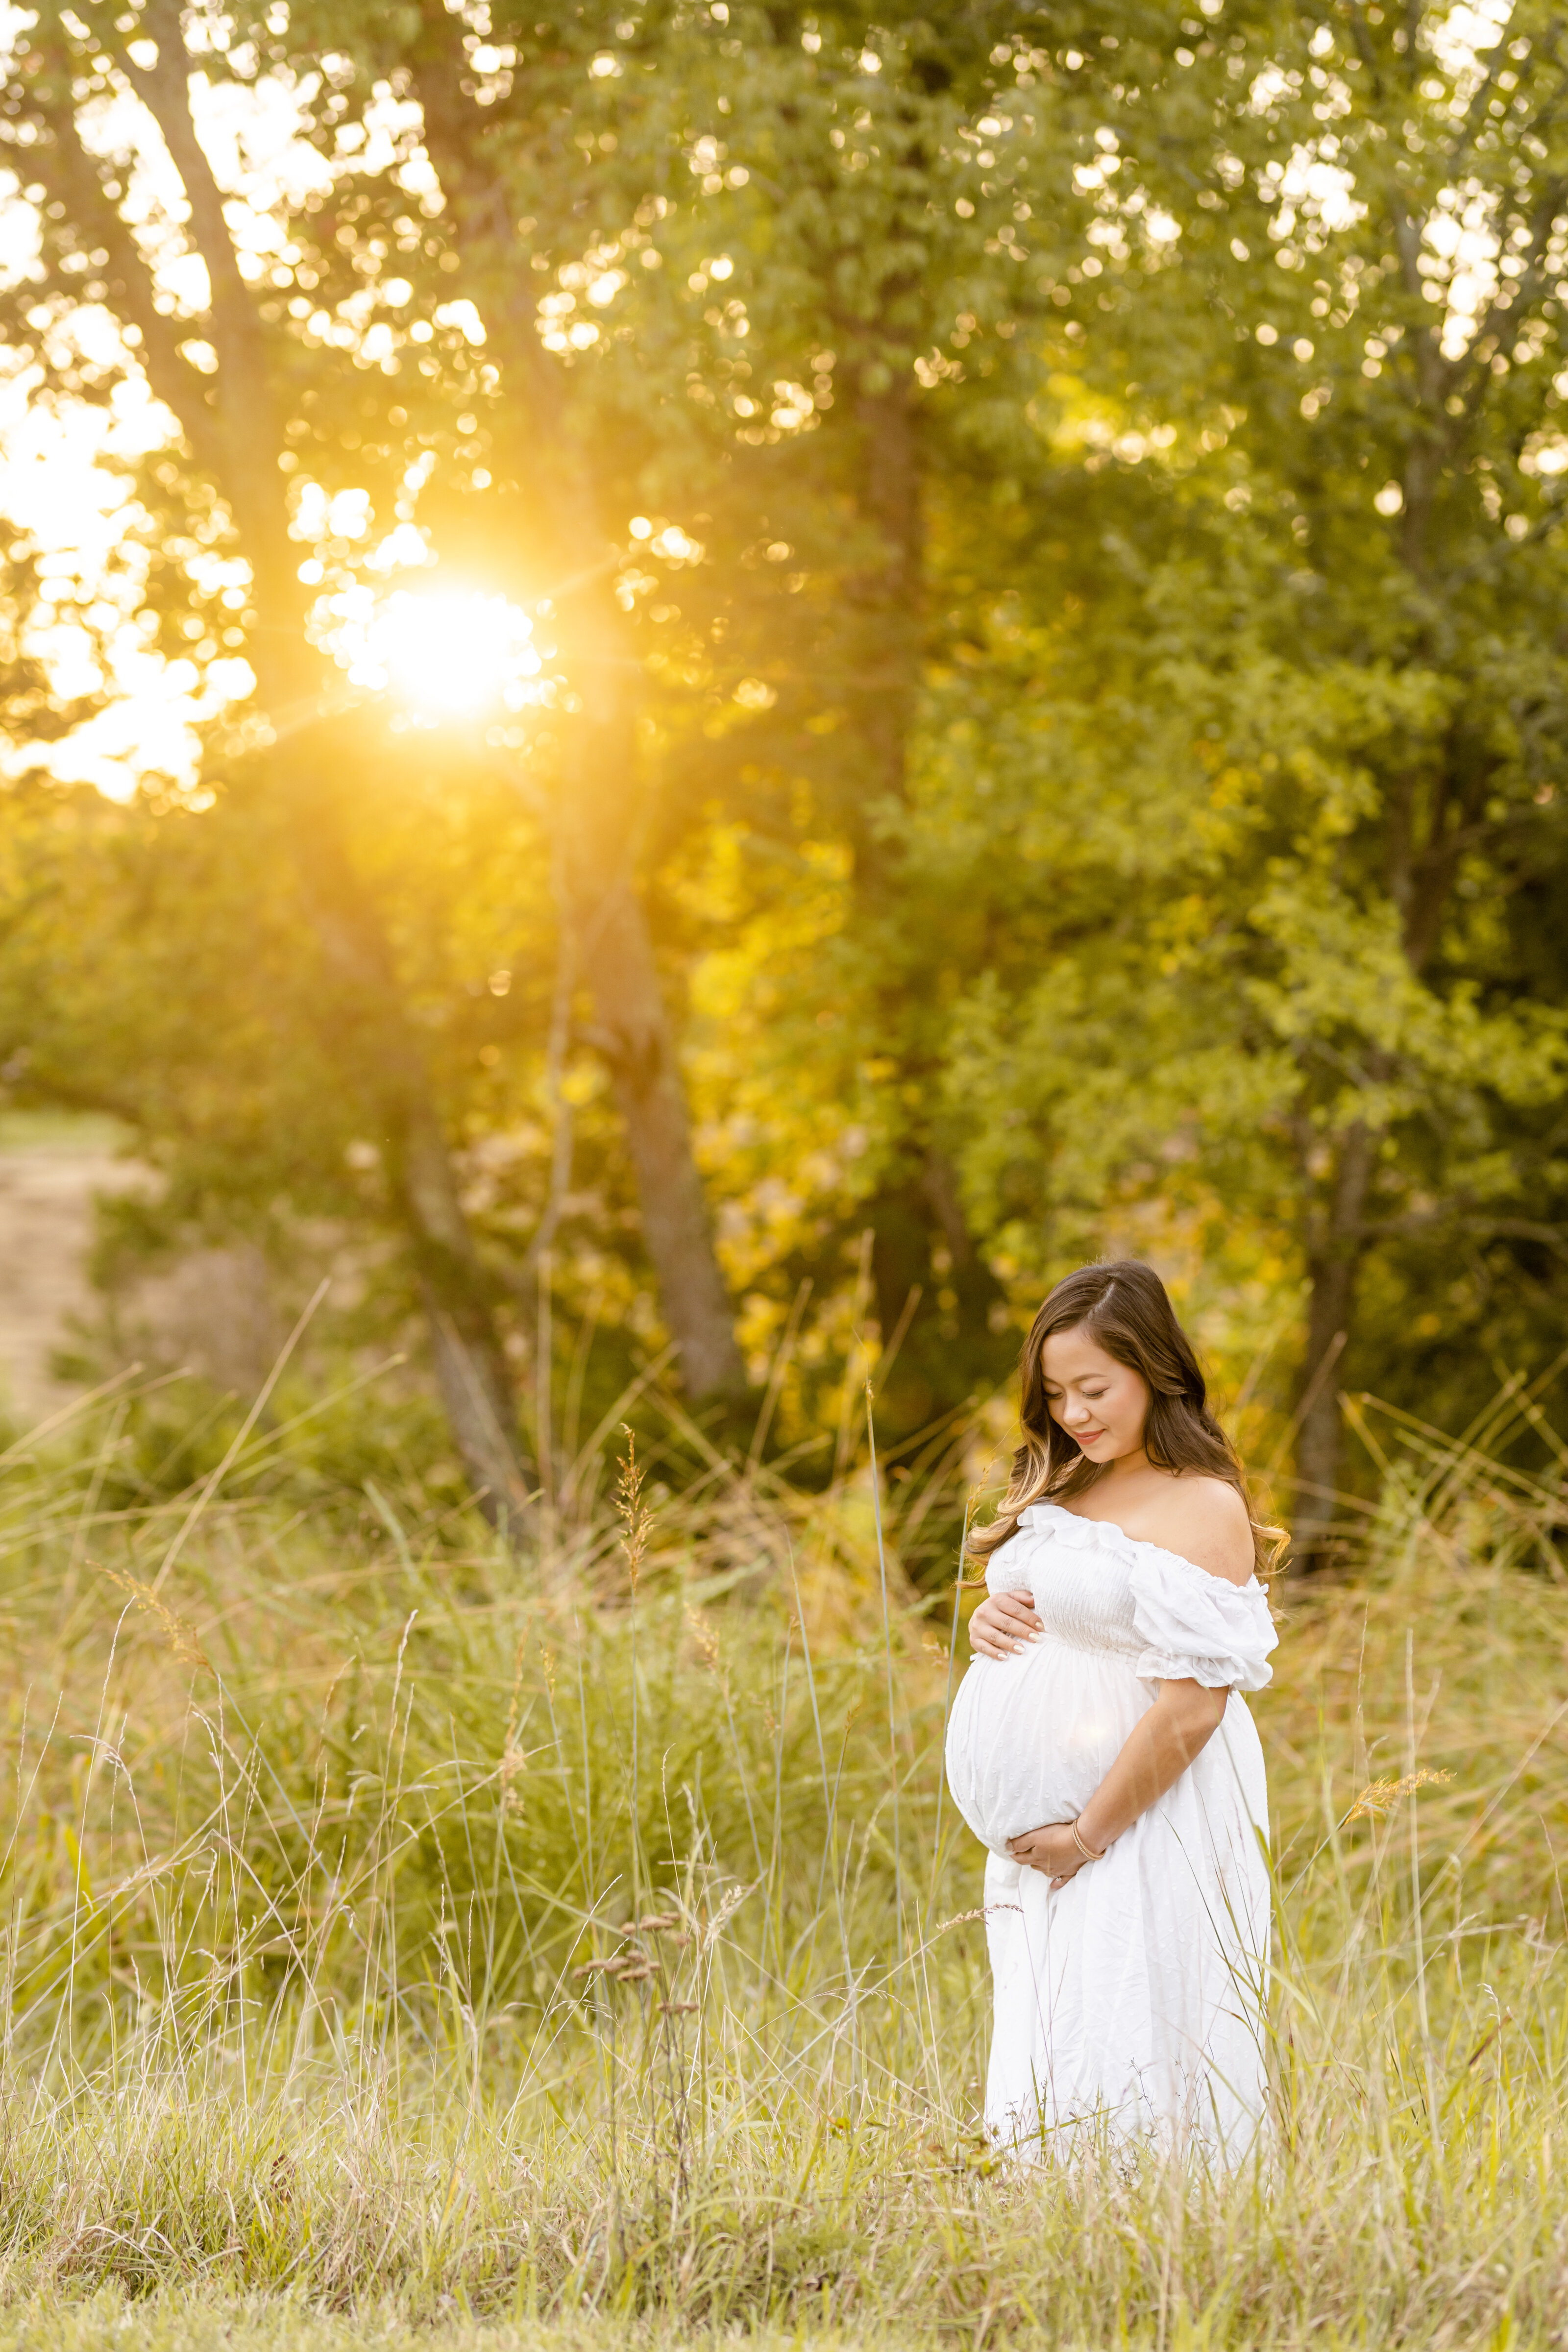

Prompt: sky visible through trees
xmin=1 ymin=0 xmax=1567 ymax=1556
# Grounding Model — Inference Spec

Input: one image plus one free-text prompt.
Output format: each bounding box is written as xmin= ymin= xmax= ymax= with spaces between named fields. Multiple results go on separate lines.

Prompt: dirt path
xmin=0 ymin=1120 xmax=140 ymax=1425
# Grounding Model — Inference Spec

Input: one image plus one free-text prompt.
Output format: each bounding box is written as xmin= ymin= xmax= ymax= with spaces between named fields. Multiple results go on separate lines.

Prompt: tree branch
xmin=1354 ymin=1204 xmax=1568 ymax=1258
xmin=9 ymin=35 xmax=227 ymax=477
xmin=84 ymin=0 xmax=294 ymax=604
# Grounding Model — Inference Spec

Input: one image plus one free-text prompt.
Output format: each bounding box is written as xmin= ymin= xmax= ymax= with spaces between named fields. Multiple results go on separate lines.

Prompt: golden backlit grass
xmin=0 ymin=1378 xmax=1562 ymax=2346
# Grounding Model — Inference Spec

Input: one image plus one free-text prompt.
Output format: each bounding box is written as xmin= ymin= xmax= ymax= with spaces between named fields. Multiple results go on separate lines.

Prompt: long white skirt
xmin=979 ymin=1694 xmax=1271 ymax=2164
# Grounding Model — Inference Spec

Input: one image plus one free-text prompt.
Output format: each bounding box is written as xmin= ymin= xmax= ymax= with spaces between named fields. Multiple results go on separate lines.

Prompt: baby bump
xmin=945 ymin=1638 xmax=1153 ymax=1854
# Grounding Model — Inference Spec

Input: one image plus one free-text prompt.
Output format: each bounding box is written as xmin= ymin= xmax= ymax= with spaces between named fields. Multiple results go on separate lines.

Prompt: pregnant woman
xmin=945 ymin=1260 xmax=1277 ymax=2161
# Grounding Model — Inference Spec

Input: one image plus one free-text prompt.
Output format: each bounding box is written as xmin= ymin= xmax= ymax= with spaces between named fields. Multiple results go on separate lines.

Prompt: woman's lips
xmin=1073 ymin=1427 xmax=1106 ymax=1445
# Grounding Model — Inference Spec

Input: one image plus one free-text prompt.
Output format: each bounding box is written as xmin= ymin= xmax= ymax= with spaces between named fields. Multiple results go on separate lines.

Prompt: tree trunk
xmin=558 ymin=662 xmax=746 ymax=1403
xmin=405 ymin=14 xmax=746 ymax=1404
xmin=1293 ymin=1122 xmax=1377 ymax=1568
xmin=266 ymin=719 xmax=534 ymax=1517
xmin=844 ymin=376 xmax=924 ymax=889
xmin=842 ymin=369 xmax=1012 ymax=1431
xmin=29 ymin=17 xmax=533 ymax=1519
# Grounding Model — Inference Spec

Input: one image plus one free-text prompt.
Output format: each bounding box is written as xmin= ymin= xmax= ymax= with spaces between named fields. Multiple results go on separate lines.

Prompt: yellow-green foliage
xmin=0 ymin=1397 xmax=1564 ymax=2347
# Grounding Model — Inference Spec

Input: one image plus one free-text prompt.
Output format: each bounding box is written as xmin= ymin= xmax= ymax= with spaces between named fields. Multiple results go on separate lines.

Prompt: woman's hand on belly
xmin=1007 ymin=1821 xmax=1087 ymax=1892
xmin=968 ymin=1590 xmax=1043 ymax=1659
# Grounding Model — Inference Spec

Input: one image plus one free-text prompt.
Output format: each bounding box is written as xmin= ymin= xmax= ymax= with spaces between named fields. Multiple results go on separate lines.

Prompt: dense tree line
xmin=1 ymin=0 xmax=1566 ymax=1556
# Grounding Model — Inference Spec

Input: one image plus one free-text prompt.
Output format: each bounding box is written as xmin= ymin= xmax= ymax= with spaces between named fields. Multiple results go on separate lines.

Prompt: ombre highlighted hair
xmin=968 ymin=1260 xmax=1273 ymax=1569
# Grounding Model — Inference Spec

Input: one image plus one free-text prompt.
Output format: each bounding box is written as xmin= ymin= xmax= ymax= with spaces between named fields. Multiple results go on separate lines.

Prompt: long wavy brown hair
xmin=968 ymin=1260 xmax=1272 ymax=1569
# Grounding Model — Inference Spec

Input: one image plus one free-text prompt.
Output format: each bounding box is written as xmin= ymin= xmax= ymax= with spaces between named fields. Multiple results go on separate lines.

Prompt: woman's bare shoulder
xmin=1144 ymin=1474 xmax=1254 ymax=1586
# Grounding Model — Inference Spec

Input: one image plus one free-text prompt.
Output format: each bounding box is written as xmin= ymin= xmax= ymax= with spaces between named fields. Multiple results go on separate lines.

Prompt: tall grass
xmin=0 ymin=1372 xmax=1564 ymax=2344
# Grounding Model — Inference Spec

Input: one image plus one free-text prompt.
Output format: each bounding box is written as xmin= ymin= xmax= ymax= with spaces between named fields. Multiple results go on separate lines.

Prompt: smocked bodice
xmin=984 ymin=1502 xmax=1276 ymax=1691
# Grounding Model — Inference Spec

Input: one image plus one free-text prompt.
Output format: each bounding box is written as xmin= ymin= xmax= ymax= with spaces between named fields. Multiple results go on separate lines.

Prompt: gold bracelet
xmin=1070 ymin=1817 xmax=1107 ymax=1863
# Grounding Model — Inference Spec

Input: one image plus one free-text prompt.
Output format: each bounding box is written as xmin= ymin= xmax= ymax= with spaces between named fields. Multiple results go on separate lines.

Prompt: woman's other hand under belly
xmin=1006 ymin=1820 xmax=1090 ymax=1890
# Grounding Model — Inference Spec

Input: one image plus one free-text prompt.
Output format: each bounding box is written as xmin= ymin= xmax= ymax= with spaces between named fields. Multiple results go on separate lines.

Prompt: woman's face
xmin=1038 ymin=1325 xmax=1150 ymax=1465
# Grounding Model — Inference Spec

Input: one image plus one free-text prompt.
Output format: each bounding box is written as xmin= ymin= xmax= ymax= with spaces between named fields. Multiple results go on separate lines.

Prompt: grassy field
xmin=0 ymin=1373 xmax=1564 ymax=2347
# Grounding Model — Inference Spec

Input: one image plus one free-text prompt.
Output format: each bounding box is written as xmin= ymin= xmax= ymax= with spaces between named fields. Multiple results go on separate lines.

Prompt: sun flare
xmin=321 ymin=586 xmax=543 ymax=719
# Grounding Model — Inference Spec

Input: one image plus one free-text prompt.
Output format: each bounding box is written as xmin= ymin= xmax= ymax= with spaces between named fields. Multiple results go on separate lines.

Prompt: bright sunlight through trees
xmin=0 ymin=0 xmax=1566 ymax=2339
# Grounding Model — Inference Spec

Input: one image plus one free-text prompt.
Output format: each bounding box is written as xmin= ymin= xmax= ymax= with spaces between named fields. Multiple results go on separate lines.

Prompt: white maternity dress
xmin=944 ymin=1501 xmax=1276 ymax=2161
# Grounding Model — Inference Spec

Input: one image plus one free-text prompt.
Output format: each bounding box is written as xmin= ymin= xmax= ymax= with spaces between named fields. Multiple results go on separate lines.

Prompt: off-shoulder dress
xmin=944 ymin=1501 xmax=1277 ymax=2160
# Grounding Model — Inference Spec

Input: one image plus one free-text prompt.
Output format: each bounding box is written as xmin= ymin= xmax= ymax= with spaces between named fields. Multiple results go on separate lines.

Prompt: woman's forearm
xmin=1076 ymin=1681 xmax=1229 ymax=1852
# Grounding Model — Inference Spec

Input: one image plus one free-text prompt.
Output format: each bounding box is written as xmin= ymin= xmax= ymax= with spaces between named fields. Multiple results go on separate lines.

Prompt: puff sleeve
xmin=1129 ymin=1551 xmax=1277 ymax=1693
